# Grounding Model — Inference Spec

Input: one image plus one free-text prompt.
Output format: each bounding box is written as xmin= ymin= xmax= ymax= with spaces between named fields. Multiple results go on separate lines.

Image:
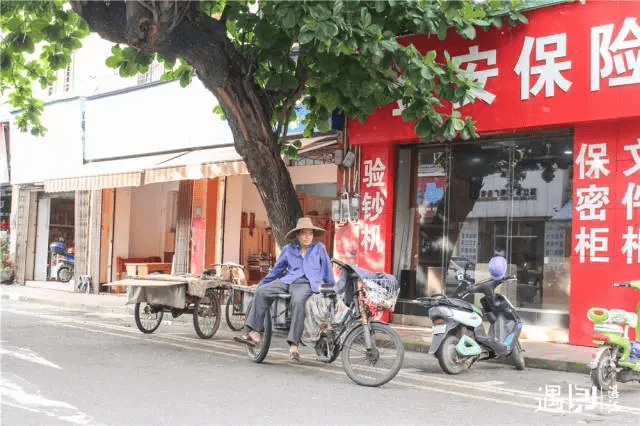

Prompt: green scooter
xmin=587 ymin=280 xmax=640 ymax=390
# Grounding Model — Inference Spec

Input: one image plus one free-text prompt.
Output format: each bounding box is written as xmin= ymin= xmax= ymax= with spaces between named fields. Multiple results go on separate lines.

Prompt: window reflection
xmin=401 ymin=132 xmax=573 ymax=312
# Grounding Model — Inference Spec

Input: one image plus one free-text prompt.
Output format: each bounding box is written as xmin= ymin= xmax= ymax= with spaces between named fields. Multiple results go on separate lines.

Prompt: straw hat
xmin=285 ymin=217 xmax=326 ymax=241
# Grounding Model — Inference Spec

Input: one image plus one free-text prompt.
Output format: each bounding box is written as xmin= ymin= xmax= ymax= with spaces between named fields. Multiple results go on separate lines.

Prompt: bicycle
xmin=237 ymin=259 xmax=405 ymax=387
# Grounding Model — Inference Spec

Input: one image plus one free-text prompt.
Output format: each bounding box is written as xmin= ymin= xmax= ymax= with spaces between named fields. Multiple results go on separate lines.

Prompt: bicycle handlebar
xmin=332 ymin=258 xmax=346 ymax=267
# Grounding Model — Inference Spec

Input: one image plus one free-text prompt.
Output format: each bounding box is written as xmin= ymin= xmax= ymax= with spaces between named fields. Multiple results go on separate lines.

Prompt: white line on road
xmin=5 ymin=306 xmax=640 ymax=418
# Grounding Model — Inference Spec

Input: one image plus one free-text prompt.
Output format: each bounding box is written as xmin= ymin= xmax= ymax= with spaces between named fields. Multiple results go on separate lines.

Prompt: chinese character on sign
xmin=621 ymin=226 xmax=640 ymax=264
xmin=591 ymin=18 xmax=640 ymax=91
xmin=575 ymin=226 xmax=610 ymax=263
xmin=453 ymin=45 xmax=499 ymax=107
xmin=362 ymin=158 xmax=386 ymax=188
xmin=392 ymin=99 xmax=405 ymax=117
xmin=514 ymin=34 xmax=572 ymax=100
xmin=361 ymin=223 xmax=383 ymax=253
xmin=622 ymin=182 xmax=640 ymax=220
xmin=576 ymin=143 xmax=611 ymax=179
xmin=576 ymin=184 xmax=610 ymax=220
xmin=361 ymin=191 xmax=385 ymax=221
xmin=623 ymin=139 xmax=640 ymax=176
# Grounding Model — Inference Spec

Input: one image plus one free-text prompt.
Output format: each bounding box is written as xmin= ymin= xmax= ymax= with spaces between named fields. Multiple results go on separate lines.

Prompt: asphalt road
xmin=2 ymin=298 xmax=639 ymax=426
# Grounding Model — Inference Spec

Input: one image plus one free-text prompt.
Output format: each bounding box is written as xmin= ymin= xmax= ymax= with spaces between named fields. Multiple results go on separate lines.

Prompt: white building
xmin=4 ymin=35 xmax=341 ymax=289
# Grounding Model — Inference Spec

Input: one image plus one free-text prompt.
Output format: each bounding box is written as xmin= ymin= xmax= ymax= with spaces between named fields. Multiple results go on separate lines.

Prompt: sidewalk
xmin=0 ymin=280 xmax=597 ymax=374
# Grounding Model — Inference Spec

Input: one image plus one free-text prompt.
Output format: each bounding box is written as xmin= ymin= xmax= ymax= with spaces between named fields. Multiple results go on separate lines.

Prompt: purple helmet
xmin=488 ymin=256 xmax=507 ymax=280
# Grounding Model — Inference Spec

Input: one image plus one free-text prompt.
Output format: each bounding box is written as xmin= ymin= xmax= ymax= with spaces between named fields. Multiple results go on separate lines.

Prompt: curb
xmin=402 ymin=340 xmax=591 ymax=374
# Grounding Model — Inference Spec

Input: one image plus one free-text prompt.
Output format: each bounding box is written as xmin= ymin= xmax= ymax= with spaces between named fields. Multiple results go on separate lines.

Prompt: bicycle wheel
xmin=341 ymin=322 xmax=404 ymax=387
xmin=193 ymin=289 xmax=222 ymax=339
xmin=134 ymin=302 xmax=163 ymax=334
xmin=225 ymin=288 xmax=246 ymax=331
xmin=244 ymin=301 xmax=272 ymax=363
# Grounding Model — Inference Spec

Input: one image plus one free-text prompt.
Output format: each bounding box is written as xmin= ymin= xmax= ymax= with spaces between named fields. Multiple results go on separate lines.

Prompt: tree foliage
xmin=1 ymin=0 xmax=529 ymax=244
xmin=2 ymin=0 xmax=527 ymax=138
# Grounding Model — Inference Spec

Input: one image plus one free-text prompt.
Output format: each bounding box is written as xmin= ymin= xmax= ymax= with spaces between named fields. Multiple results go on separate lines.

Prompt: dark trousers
xmin=246 ymin=278 xmax=313 ymax=345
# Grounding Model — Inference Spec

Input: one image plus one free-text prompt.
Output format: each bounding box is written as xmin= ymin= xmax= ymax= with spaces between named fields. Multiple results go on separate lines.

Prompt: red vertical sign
xmin=358 ymin=144 xmax=395 ymax=273
xmin=571 ymin=120 xmax=640 ymax=345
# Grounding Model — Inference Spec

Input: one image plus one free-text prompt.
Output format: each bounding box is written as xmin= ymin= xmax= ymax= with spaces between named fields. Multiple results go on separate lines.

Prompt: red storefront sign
xmin=571 ymin=120 xmax=640 ymax=345
xmin=357 ymin=146 xmax=394 ymax=274
xmin=350 ymin=1 xmax=640 ymax=144
xmin=347 ymin=1 xmax=640 ymax=344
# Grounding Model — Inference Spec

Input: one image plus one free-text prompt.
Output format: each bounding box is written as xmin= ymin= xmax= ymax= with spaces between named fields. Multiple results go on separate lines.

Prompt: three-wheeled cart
xmin=113 ymin=273 xmax=231 ymax=339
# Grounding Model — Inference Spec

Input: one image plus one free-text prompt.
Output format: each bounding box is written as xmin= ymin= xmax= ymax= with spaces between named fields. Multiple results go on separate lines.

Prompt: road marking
xmin=0 ymin=344 xmax=62 ymax=370
xmin=1 ymin=377 xmax=105 ymax=426
xmin=5 ymin=306 xmax=640 ymax=417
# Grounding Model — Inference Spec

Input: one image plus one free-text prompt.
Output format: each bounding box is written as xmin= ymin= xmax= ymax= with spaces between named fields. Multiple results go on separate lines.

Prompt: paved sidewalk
xmin=1 ymin=280 xmax=597 ymax=374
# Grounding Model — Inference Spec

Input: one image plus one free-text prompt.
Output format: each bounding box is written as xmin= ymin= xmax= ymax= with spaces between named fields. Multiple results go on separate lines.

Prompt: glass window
xmin=394 ymin=131 xmax=573 ymax=312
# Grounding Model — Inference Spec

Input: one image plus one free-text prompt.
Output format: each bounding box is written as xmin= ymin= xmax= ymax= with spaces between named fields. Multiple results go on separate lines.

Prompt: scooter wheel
xmin=436 ymin=334 xmax=468 ymax=375
xmin=511 ymin=340 xmax=525 ymax=370
xmin=591 ymin=346 xmax=617 ymax=391
xmin=57 ymin=267 xmax=73 ymax=283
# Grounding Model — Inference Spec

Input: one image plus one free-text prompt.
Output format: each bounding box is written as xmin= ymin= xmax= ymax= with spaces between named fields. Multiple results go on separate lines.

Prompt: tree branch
xmin=69 ymin=1 xmax=128 ymax=44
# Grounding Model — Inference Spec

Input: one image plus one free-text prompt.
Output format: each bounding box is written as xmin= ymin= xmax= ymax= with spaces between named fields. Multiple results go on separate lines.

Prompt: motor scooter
xmin=419 ymin=256 xmax=525 ymax=374
xmin=49 ymin=241 xmax=74 ymax=282
xmin=588 ymin=280 xmax=640 ymax=390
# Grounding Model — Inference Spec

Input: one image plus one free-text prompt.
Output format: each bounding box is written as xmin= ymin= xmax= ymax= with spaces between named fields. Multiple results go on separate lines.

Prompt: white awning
xmin=43 ymin=146 xmax=246 ymax=192
xmin=44 ymin=172 xmax=144 ymax=192
xmin=144 ymin=160 xmax=248 ymax=185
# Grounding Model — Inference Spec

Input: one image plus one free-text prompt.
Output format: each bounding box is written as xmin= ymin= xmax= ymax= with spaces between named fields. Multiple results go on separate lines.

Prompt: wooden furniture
xmin=125 ymin=262 xmax=172 ymax=277
xmin=116 ymin=256 xmax=162 ymax=280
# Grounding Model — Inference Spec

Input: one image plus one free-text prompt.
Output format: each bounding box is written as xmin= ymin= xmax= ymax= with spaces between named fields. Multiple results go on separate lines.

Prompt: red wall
xmin=571 ymin=120 xmax=640 ymax=345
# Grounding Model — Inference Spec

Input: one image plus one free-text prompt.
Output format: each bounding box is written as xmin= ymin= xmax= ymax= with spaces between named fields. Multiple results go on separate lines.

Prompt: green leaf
xmin=105 ymin=56 xmax=122 ymax=68
xmin=179 ymin=70 xmax=192 ymax=88
xmin=282 ymin=10 xmax=297 ymax=29
xmin=299 ymin=27 xmax=315 ymax=45
xmin=460 ymin=25 xmax=476 ymax=39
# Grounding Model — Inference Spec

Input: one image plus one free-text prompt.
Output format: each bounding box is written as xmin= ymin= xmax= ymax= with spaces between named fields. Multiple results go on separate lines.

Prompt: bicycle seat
xmin=276 ymin=293 xmax=291 ymax=300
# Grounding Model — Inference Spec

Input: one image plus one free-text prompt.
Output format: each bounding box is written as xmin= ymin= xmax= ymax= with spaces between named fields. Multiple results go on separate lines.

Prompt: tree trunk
xmin=70 ymin=1 xmax=303 ymax=246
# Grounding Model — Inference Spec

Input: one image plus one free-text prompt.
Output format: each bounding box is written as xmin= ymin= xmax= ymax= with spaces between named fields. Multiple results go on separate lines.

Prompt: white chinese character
xmin=576 ymin=143 xmax=611 ymax=179
xmin=568 ymin=385 xmax=600 ymax=413
xmin=575 ymin=226 xmax=610 ymax=263
xmin=514 ymin=34 xmax=572 ymax=100
xmin=453 ymin=45 xmax=499 ymax=107
xmin=576 ymin=184 xmax=610 ymax=221
xmin=591 ymin=18 xmax=640 ymax=91
xmin=621 ymin=226 xmax=640 ymax=264
xmin=622 ymin=182 xmax=640 ymax=220
xmin=392 ymin=99 xmax=405 ymax=117
xmin=623 ymin=139 xmax=640 ymax=176
xmin=361 ymin=191 xmax=385 ymax=221
xmin=536 ymin=385 xmax=564 ymax=413
xmin=363 ymin=158 xmax=386 ymax=188
xmin=361 ymin=223 xmax=384 ymax=253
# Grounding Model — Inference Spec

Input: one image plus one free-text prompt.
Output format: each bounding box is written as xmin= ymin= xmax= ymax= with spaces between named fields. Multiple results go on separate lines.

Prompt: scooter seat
xmin=439 ymin=297 xmax=477 ymax=313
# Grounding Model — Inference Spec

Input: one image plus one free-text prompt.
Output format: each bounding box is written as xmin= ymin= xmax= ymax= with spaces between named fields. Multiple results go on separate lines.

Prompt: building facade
xmin=5 ymin=35 xmax=342 ymax=292
xmin=348 ymin=1 xmax=640 ymax=346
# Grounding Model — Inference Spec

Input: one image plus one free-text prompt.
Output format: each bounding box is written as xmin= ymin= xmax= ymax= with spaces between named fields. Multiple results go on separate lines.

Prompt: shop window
xmin=395 ymin=131 xmax=573 ymax=313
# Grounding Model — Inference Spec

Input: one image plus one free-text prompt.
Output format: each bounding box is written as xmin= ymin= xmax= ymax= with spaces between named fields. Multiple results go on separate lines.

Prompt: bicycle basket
xmin=361 ymin=275 xmax=400 ymax=311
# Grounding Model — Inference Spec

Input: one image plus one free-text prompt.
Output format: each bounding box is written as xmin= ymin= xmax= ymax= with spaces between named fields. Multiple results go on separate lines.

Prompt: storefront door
xmin=394 ymin=131 xmax=574 ymax=317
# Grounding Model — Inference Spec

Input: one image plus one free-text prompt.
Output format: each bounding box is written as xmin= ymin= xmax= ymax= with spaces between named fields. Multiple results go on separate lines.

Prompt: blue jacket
xmin=261 ymin=241 xmax=335 ymax=293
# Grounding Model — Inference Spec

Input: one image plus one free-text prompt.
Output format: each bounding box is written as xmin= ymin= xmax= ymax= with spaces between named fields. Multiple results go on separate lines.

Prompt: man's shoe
xmin=233 ymin=333 xmax=259 ymax=347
